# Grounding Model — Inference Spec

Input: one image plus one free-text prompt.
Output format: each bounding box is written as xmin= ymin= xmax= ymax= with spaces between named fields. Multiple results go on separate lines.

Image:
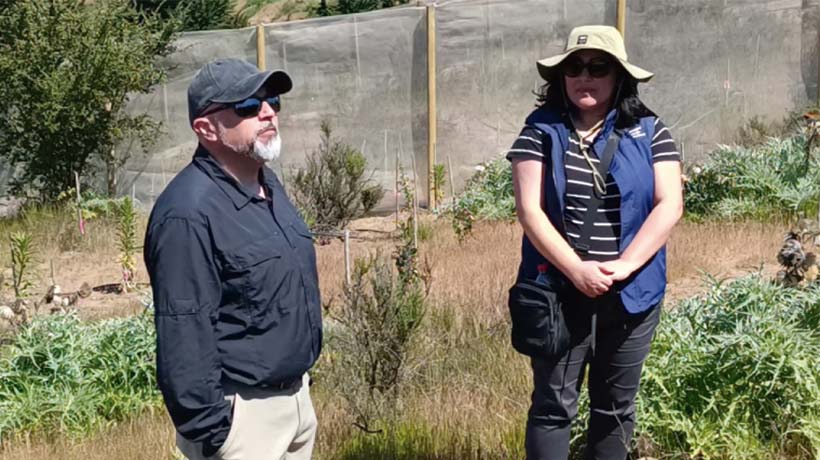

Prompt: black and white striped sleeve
xmin=506 ymin=126 xmax=548 ymax=162
xmin=651 ymin=118 xmax=681 ymax=163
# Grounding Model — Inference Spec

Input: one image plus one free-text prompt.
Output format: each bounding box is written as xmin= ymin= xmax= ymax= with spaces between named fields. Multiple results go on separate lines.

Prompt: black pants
xmin=525 ymin=292 xmax=661 ymax=460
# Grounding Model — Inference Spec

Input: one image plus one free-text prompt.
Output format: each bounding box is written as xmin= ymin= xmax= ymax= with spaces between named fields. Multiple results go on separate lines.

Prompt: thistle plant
xmin=433 ymin=163 xmax=446 ymax=206
xmin=116 ymin=197 xmax=138 ymax=291
xmin=10 ymin=232 xmax=34 ymax=300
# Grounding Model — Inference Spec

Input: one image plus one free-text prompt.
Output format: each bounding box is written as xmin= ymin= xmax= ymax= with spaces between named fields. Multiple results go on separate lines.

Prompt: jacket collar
xmin=192 ymin=145 xmax=270 ymax=210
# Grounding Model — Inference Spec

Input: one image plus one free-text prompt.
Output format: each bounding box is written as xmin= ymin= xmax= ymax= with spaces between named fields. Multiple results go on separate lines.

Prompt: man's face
xmin=206 ymin=88 xmax=282 ymax=163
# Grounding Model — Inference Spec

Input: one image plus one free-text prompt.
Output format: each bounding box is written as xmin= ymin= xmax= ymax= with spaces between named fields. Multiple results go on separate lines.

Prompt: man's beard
xmin=220 ymin=124 xmax=282 ymax=163
xmin=252 ymin=133 xmax=281 ymax=162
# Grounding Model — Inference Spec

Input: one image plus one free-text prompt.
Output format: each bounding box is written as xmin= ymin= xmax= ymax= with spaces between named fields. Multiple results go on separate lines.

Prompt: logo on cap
xmin=577 ymin=35 xmax=588 ymax=45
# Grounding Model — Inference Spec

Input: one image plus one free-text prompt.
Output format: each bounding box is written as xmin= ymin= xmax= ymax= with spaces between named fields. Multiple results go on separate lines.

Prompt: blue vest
xmin=517 ymin=107 xmax=665 ymax=313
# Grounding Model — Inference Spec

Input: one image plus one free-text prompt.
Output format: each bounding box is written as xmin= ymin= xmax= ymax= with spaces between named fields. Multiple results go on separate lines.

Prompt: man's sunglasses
xmin=200 ymin=95 xmax=281 ymax=118
xmin=561 ymin=58 xmax=614 ymax=78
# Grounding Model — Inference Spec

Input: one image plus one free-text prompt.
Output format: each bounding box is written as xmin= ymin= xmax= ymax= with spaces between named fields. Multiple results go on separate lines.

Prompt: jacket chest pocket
xmin=222 ymin=235 xmax=290 ymax=324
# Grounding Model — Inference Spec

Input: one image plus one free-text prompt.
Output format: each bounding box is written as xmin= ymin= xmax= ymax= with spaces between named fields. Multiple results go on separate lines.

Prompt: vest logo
xmin=628 ymin=127 xmax=646 ymax=139
xmin=577 ymin=35 xmax=588 ymax=45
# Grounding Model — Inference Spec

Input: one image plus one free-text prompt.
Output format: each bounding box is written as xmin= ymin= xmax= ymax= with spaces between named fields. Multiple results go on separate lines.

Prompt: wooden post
xmin=344 ymin=229 xmax=351 ymax=286
xmin=257 ymin=24 xmax=266 ymax=71
xmin=427 ymin=4 xmax=437 ymax=209
xmin=616 ymin=0 xmax=626 ymax=37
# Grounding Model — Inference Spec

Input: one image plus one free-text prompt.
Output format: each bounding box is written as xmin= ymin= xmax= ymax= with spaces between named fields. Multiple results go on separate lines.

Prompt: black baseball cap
xmin=187 ymin=58 xmax=292 ymax=125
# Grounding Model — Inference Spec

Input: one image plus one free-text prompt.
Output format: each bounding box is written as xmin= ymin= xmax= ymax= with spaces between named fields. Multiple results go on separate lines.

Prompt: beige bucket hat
xmin=537 ymin=25 xmax=653 ymax=82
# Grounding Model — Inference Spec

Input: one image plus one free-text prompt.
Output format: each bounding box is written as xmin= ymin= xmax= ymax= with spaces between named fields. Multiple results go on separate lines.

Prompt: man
xmin=144 ymin=58 xmax=323 ymax=460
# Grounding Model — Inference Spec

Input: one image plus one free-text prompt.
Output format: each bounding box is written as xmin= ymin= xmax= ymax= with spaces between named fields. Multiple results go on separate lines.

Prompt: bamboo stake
xmin=395 ymin=149 xmax=400 ymax=230
xmin=344 ymin=229 xmax=351 ymax=286
xmin=74 ymin=171 xmax=84 ymax=236
xmin=411 ymin=152 xmax=419 ymax=249
xmin=447 ymin=154 xmax=455 ymax=206
xmin=10 ymin=242 xmax=19 ymax=299
xmin=817 ymin=23 xmax=820 ymax=108
xmin=616 ymin=0 xmax=626 ymax=37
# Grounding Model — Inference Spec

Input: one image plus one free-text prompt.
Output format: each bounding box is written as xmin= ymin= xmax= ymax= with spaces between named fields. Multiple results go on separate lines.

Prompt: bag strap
xmin=571 ymin=129 xmax=622 ymax=254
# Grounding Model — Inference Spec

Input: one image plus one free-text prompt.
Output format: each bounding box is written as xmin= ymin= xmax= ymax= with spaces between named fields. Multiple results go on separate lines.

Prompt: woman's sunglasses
xmin=200 ymin=95 xmax=282 ymax=118
xmin=561 ymin=58 xmax=614 ymax=78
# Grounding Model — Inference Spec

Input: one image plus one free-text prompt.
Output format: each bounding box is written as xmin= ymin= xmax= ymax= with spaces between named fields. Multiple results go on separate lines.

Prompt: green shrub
xmin=684 ymin=136 xmax=820 ymax=220
xmin=291 ymin=121 xmax=384 ymax=232
xmin=0 ymin=312 xmax=159 ymax=443
xmin=133 ymin=0 xmax=242 ymax=31
xmin=638 ymin=274 xmax=820 ymax=459
xmin=314 ymin=0 xmax=409 ymax=16
xmin=447 ymin=158 xmax=515 ymax=240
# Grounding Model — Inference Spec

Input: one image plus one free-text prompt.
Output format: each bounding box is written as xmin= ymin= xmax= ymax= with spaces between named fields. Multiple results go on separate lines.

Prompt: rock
xmin=0 ymin=305 xmax=14 ymax=321
xmin=0 ymin=197 xmax=23 ymax=219
xmin=78 ymin=282 xmax=92 ymax=298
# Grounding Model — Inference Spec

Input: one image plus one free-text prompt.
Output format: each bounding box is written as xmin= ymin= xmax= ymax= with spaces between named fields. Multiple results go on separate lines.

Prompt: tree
xmin=132 ymin=0 xmax=243 ymax=31
xmin=315 ymin=0 xmax=409 ymax=16
xmin=0 ymin=0 xmax=177 ymax=200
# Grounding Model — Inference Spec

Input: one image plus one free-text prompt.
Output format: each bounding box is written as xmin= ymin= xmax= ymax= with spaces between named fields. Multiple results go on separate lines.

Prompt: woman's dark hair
xmin=534 ymin=60 xmax=656 ymax=129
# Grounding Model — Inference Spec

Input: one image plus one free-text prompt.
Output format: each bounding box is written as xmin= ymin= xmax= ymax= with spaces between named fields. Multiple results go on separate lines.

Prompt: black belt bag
xmin=508 ymin=277 xmax=570 ymax=359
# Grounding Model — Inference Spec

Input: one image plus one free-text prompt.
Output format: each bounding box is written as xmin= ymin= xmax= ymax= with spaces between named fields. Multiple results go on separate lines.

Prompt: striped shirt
xmin=506 ymin=118 xmax=680 ymax=261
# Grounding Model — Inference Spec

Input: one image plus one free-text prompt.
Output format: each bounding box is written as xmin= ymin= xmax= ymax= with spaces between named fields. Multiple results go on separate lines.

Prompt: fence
xmin=118 ymin=0 xmax=818 ymax=210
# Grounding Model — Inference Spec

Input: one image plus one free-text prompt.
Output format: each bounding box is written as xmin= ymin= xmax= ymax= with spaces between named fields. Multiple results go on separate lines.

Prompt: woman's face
xmin=562 ymin=50 xmax=618 ymax=114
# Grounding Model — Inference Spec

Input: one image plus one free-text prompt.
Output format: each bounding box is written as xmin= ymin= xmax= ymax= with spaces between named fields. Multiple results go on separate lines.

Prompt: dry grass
xmin=320 ymin=217 xmax=787 ymax=311
xmin=0 ymin=212 xmax=793 ymax=459
xmin=665 ymin=219 xmax=786 ymax=301
xmin=0 ymin=410 xmax=175 ymax=460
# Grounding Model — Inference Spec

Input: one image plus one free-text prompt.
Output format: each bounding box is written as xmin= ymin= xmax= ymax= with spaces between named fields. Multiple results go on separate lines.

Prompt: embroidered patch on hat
xmin=577 ymin=35 xmax=588 ymax=45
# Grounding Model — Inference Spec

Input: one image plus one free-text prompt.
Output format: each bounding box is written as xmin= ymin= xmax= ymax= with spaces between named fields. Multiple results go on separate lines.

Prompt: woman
xmin=506 ymin=25 xmax=683 ymax=459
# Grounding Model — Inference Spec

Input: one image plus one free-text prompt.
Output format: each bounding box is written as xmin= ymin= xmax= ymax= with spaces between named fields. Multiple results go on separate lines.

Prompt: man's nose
xmin=258 ymin=101 xmax=277 ymax=120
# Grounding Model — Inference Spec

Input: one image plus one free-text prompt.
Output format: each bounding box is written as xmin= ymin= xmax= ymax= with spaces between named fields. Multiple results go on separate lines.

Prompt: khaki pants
xmin=178 ymin=374 xmax=317 ymax=460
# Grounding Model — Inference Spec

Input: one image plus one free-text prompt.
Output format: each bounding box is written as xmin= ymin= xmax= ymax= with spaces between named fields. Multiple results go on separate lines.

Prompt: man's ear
xmin=192 ymin=117 xmax=218 ymax=142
